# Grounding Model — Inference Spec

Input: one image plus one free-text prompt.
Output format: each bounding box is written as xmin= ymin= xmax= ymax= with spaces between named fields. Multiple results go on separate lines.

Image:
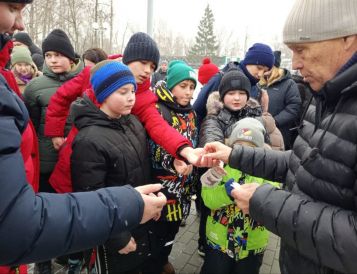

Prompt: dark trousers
xmin=197 ymin=168 xmax=210 ymax=250
xmin=142 ymin=221 xmax=181 ymax=274
xmin=200 ymin=247 xmax=264 ymax=274
xmin=39 ymin=173 xmax=56 ymax=193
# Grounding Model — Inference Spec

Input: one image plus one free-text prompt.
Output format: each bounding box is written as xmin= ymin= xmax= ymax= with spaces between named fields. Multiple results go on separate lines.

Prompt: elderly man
xmin=203 ymin=0 xmax=357 ymax=273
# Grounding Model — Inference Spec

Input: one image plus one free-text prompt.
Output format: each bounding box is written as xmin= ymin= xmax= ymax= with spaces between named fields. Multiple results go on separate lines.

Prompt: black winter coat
xmin=71 ymin=97 xmax=154 ymax=273
xmin=228 ymin=61 xmax=357 ymax=273
xmin=198 ymin=93 xmax=263 ymax=147
xmin=265 ymin=69 xmax=301 ymax=149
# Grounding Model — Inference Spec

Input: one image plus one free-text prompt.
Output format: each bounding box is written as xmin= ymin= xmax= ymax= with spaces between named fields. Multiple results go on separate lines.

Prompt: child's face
xmin=45 ymin=51 xmax=73 ymax=74
xmin=246 ymin=64 xmax=270 ymax=80
xmin=172 ymin=80 xmax=195 ymax=107
xmin=223 ymin=90 xmax=248 ymax=111
xmin=13 ymin=62 xmax=32 ymax=76
xmin=100 ymin=83 xmax=136 ymax=119
xmin=127 ymin=60 xmax=155 ymax=84
xmin=0 ymin=3 xmax=26 ymax=34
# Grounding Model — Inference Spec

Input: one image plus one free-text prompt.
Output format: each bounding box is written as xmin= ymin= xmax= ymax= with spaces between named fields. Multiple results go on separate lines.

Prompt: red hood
xmin=136 ymin=78 xmax=151 ymax=94
xmin=0 ymin=39 xmax=13 ymax=69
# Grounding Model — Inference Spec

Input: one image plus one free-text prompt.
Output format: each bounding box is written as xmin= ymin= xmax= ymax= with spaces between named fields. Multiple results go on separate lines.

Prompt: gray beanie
xmin=283 ymin=0 xmax=357 ymax=43
xmin=227 ymin=117 xmax=266 ymax=148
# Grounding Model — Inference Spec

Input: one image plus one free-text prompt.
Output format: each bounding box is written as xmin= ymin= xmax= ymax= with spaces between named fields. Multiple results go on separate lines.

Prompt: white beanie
xmin=283 ymin=0 xmax=357 ymax=43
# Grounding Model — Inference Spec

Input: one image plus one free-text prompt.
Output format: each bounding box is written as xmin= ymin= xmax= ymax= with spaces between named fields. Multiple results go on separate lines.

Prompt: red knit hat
xmin=198 ymin=57 xmax=219 ymax=85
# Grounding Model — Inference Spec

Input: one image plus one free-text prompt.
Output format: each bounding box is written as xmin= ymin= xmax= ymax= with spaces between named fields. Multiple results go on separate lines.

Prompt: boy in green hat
xmin=149 ymin=60 xmax=198 ymax=274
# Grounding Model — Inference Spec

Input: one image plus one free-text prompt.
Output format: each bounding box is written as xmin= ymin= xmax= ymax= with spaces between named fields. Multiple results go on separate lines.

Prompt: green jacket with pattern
xmin=202 ymin=165 xmax=279 ymax=260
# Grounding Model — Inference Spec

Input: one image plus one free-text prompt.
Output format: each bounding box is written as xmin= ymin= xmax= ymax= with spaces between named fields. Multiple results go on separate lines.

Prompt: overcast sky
xmin=114 ymin=0 xmax=296 ymax=46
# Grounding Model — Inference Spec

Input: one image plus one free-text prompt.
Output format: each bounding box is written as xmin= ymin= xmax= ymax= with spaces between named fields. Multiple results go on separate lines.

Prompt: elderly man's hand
xmin=202 ymin=142 xmax=233 ymax=165
xmin=231 ymin=183 xmax=260 ymax=215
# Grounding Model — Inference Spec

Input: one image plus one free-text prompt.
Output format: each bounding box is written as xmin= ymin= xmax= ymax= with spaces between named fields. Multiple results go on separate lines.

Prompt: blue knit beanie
xmin=90 ymin=61 xmax=137 ymax=103
xmin=241 ymin=43 xmax=274 ymax=70
xmin=166 ymin=60 xmax=197 ymax=90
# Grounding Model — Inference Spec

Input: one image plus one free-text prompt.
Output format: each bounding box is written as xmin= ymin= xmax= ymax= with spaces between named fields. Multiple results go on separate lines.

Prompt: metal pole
xmin=94 ymin=0 xmax=98 ymax=47
xmin=147 ymin=0 xmax=153 ymax=36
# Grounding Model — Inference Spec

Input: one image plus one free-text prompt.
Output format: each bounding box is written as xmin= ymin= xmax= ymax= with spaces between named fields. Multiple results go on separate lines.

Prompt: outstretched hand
xmin=174 ymin=159 xmax=193 ymax=175
xmin=179 ymin=147 xmax=206 ymax=166
xmin=135 ymin=184 xmax=167 ymax=224
xmin=202 ymin=142 xmax=232 ymax=165
xmin=231 ymin=183 xmax=259 ymax=214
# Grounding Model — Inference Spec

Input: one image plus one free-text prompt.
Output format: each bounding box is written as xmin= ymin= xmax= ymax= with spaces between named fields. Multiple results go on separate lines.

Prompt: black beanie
xmin=13 ymin=32 xmax=33 ymax=47
xmin=42 ymin=29 xmax=76 ymax=61
xmin=122 ymin=32 xmax=160 ymax=70
xmin=273 ymin=50 xmax=281 ymax=68
xmin=219 ymin=70 xmax=251 ymax=100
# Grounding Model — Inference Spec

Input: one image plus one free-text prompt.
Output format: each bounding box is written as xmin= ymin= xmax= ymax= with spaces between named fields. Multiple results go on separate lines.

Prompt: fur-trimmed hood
xmin=204 ymin=91 xmax=285 ymax=151
xmin=206 ymin=91 xmax=261 ymax=116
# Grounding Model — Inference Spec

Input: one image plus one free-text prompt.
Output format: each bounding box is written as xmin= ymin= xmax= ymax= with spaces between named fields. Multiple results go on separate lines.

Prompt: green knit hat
xmin=166 ymin=60 xmax=197 ymax=90
xmin=11 ymin=46 xmax=33 ymax=66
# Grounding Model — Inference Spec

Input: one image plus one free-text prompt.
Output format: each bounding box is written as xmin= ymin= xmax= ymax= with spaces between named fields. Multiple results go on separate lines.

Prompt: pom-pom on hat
xmin=166 ymin=60 xmax=197 ymax=90
xmin=90 ymin=60 xmax=137 ymax=103
xmin=198 ymin=57 xmax=219 ymax=85
xmin=241 ymin=43 xmax=274 ymax=70
xmin=122 ymin=32 xmax=160 ymax=71
xmin=227 ymin=117 xmax=266 ymax=148
xmin=218 ymin=70 xmax=251 ymax=100
xmin=42 ymin=29 xmax=76 ymax=61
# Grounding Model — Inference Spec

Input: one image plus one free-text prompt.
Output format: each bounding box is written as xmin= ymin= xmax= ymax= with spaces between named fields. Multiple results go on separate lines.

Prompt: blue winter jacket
xmin=0 ymin=75 xmax=144 ymax=266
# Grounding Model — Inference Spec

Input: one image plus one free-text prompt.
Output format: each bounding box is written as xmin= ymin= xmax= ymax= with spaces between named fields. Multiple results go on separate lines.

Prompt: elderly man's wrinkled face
xmin=287 ymin=38 xmax=347 ymax=91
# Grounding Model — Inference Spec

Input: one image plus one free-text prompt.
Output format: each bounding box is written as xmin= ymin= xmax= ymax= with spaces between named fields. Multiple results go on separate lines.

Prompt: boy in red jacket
xmin=45 ymin=32 xmax=203 ymax=194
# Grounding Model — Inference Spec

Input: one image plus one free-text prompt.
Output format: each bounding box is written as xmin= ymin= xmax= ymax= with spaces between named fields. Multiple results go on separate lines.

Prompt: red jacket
xmin=0 ymin=39 xmax=39 ymax=193
xmin=45 ymin=70 xmax=191 ymax=193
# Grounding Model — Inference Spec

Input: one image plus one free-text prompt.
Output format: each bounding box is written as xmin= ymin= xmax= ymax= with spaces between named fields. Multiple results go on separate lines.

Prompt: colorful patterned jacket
xmin=150 ymin=81 xmax=198 ymax=222
xmin=202 ymin=165 xmax=279 ymax=260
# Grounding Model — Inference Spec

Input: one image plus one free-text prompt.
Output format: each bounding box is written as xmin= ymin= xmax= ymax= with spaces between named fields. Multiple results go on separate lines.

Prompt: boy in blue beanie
xmin=149 ymin=60 xmax=199 ymax=274
xmin=70 ymin=60 xmax=159 ymax=274
xmin=193 ymin=42 xmax=274 ymax=126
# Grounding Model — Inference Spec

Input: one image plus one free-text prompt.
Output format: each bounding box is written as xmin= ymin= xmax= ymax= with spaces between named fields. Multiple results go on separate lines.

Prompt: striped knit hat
xmin=90 ymin=60 xmax=137 ymax=103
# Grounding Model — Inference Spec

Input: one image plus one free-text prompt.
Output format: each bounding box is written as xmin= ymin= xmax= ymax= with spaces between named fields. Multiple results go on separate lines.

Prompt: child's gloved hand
xmin=224 ymin=178 xmax=236 ymax=197
xmin=200 ymin=162 xmax=227 ymax=187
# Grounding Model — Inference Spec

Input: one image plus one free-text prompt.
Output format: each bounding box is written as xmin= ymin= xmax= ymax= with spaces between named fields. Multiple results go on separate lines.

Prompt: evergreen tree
xmin=189 ymin=4 xmax=219 ymax=57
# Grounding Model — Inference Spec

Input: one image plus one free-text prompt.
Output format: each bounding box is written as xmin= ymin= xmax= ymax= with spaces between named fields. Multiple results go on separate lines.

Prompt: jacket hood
xmin=72 ymin=95 xmax=127 ymax=131
xmin=154 ymin=80 xmax=193 ymax=113
xmin=42 ymin=58 xmax=84 ymax=81
xmin=259 ymin=67 xmax=292 ymax=87
xmin=0 ymin=35 xmax=12 ymax=68
xmin=206 ymin=91 xmax=261 ymax=116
